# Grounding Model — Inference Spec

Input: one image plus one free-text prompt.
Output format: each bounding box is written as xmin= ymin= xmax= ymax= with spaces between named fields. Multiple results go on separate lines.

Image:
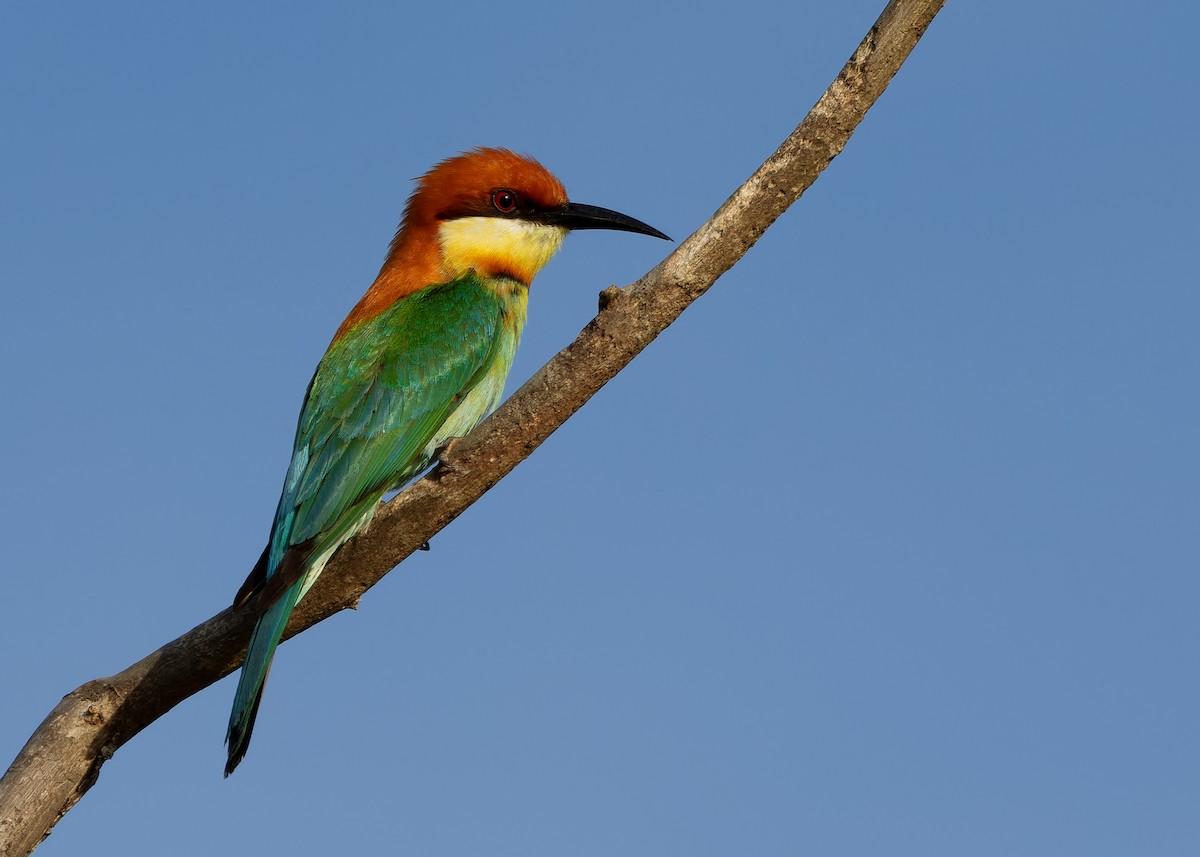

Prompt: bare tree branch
xmin=0 ymin=1 xmax=947 ymax=853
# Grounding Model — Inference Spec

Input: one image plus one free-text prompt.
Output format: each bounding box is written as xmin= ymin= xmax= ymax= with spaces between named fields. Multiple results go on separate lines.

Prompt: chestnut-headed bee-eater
xmin=225 ymin=148 xmax=668 ymax=775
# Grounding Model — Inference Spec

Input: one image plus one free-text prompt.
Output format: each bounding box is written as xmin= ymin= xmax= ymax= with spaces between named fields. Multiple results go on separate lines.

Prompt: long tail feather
xmin=225 ymin=581 xmax=304 ymax=776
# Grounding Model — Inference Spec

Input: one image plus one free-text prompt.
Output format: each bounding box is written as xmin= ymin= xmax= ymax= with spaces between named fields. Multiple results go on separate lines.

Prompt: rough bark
xmin=0 ymin=1 xmax=947 ymax=853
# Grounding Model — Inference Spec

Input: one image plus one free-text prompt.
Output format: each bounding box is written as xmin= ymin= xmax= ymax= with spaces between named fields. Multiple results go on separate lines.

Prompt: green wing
xmin=268 ymin=275 xmax=506 ymax=579
xmin=227 ymin=274 xmax=511 ymax=773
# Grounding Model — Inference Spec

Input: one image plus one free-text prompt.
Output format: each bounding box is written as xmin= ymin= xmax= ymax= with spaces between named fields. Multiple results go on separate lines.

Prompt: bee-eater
xmin=225 ymin=147 xmax=668 ymax=775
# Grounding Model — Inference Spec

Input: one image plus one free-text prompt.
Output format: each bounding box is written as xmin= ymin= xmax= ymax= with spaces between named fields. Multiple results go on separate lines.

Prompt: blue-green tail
xmin=225 ymin=581 xmax=303 ymax=776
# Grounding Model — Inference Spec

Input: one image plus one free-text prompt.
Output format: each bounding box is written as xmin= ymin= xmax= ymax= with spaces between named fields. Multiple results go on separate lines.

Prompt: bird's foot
xmin=430 ymin=437 xmax=462 ymax=481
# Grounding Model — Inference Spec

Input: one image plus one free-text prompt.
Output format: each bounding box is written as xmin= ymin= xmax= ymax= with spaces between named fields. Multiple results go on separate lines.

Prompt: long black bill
xmin=539 ymin=202 xmax=670 ymax=241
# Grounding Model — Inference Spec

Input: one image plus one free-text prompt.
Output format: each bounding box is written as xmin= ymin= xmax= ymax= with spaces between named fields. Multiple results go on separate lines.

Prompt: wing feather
xmin=266 ymin=276 xmax=506 ymax=580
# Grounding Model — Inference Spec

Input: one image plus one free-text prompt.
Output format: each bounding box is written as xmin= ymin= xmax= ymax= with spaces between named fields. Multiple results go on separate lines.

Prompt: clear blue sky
xmin=2 ymin=2 xmax=1197 ymax=855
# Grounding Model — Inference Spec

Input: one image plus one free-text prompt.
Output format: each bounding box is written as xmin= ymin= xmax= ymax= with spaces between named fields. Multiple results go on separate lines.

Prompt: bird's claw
xmin=430 ymin=437 xmax=461 ymax=481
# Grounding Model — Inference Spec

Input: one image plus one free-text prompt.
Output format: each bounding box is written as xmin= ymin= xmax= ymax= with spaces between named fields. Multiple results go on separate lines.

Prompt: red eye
xmin=492 ymin=189 xmax=518 ymax=212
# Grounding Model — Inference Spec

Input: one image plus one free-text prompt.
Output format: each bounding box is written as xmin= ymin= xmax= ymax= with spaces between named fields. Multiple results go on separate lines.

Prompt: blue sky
xmin=2 ymin=2 xmax=1197 ymax=855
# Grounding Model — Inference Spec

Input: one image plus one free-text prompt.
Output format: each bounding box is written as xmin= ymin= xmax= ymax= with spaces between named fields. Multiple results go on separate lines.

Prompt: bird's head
xmin=398 ymin=147 xmax=668 ymax=287
xmin=338 ymin=149 xmax=668 ymax=340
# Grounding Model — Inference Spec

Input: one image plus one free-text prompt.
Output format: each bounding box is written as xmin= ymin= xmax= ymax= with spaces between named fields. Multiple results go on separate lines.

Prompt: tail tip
xmin=224 ymin=739 xmax=246 ymax=777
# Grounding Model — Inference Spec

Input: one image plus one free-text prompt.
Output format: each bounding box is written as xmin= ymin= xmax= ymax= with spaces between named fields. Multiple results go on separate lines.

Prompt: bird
xmin=224 ymin=147 xmax=668 ymax=776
